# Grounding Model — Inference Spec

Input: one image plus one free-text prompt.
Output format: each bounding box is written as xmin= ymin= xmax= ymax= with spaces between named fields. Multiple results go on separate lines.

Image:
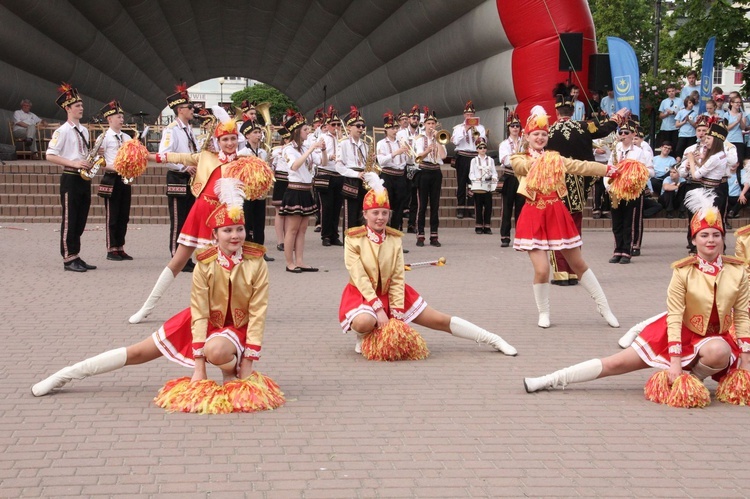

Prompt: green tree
xmin=661 ymin=0 xmax=750 ymax=95
xmin=231 ymin=83 xmax=299 ymax=125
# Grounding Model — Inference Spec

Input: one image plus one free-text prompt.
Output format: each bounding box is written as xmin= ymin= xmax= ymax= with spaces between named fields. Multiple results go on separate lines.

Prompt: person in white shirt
xmin=335 ymin=106 xmax=370 ymax=237
xmin=238 ymin=119 xmax=274 ymax=262
xmin=316 ymin=107 xmax=345 ymax=247
xmin=236 ymin=100 xmax=257 ymax=148
xmin=497 ymin=112 xmax=525 ymax=247
xmin=305 ymin=108 xmax=327 ymax=234
xmin=160 ymin=85 xmax=198 ymax=270
xmin=608 ymin=121 xmax=651 ymax=264
xmin=630 ymin=125 xmax=655 ymax=256
xmin=377 ymin=111 xmax=409 ymax=234
xmin=413 ymin=107 xmax=447 ymax=247
xmin=46 ymin=83 xmax=96 ymax=273
xmin=270 ymin=128 xmax=292 ymax=252
xmin=279 ymin=111 xmax=326 ymax=272
xmin=396 ymin=105 xmax=421 ymax=233
xmin=451 ymin=100 xmax=487 ymax=219
xmin=686 ymin=120 xmax=730 ymax=224
xmin=98 ymin=100 xmax=134 ymax=262
xmin=468 ymin=137 xmax=498 ymax=234
xmin=12 ymin=99 xmax=45 ymax=157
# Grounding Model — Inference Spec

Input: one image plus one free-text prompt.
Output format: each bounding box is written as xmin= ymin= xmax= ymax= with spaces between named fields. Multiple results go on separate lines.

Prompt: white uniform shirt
xmin=102 ymin=128 xmax=127 ymax=170
xmin=468 ymin=155 xmax=498 ymax=182
xmin=317 ymin=132 xmax=338 ymax=172
xmin=47 ymin=121 xmax=89 ymax=162
xmin=376 ymin=136 xmax=407 ymax=170
xmin=159 ymin=118 xmax=198 ymax=172
xmin=678 ymin=142 xmax=705 ymax=180
xmin=396 ymin=127 xmax=421 ymax=165
xmin=284 ymin=142 xmax=317 ymax=183
xmin=335 ymin=137 xmax=368 ymax=178
xmin=693 ymin=151 xmax=728 ymax=182
xmin=13 ymin=109 xmax=41 ymax=132
xmin=238 ymin=143 xmax=268 ymax=162
xmin=270 ymin=146 xmax=288 ymax=174
xmin=497 ymin=136 xmax=522 ymax=173
xmin=413 ymin=134 xmax=444 ymax=165
xmin=451 ymin=123 xmax=487 ymax=153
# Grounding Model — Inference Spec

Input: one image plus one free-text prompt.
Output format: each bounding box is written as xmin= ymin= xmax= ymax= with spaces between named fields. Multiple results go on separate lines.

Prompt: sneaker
xmin=608 ymin=256 xmax=621 ymax=264
xmin=429 ymin=239 xmax=441 ymax=247
xmin=483 ymin=228 xmax=492 ymax=235
xmin=322 ymin=238 xmax=331 ymax=247
xmin=314 ymin=225 xmax=322 ymax=233
xmin=331 ymin=239 xmax=344 ymax=246
xmin=406 ymin=226 xmax=416 ymax=234
xmin=619 ymin=256 xmax=631 ymax=264
xmin=592 ymin=211 xmax=601 ymax=219
xmin=107 ymin=251 xmax=123 ymax=261
xmin=500 ymin=240 xmax=510 ymax=248
xmin=277 ymin=244 xmax=284 ymax=251
xmin=475 ymin=228 xmax=483 ymax=234
xmin=63 ymin=260 xmax=87 ymax=272
xmin=416 ymin=238 xmax=425 ymax=247
xmin=118 ymin=251 xmax=134 ymax=260
xmin=631 ymin=249 xmax=641 ymax=257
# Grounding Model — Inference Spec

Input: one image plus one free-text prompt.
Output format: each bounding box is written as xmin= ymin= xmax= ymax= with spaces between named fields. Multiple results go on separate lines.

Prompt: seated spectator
xmin=651 ymin=141 xmax=676 ymax=196
xmin=12 ymin=99 xmax=45 ymax=158
xmin=658 ymin=167 xmax=685 ymax=218
xmin=674 ymin=97 xmax=698 ymax=161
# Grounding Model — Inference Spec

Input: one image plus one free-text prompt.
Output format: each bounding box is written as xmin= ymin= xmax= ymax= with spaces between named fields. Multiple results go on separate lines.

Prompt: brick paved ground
xmin=1 ymin=224 xmax=748 ymax=498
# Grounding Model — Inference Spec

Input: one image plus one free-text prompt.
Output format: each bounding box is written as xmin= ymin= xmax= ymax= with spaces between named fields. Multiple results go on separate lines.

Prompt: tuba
xmin=255 ymin=101 xmax=274 ymax=153
xmin=80 ymin=132 xmax=106 ymax=180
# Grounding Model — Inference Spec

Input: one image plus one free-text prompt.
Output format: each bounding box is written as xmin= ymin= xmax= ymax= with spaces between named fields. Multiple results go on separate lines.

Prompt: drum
xmin=471 ymin=179 xmax=498 ymax=194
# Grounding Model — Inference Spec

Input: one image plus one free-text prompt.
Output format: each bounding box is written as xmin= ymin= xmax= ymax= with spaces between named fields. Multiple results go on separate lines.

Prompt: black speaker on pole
xmin=588 ymin=54 xmax=612 ymax=91
xmin=558 ymin=33 xmax=583 ymax=72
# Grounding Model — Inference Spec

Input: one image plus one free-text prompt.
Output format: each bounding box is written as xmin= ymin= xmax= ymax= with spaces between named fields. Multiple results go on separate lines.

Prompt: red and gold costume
xmin=510 ymin=151 xmax=607 ymax=251
xmin=153 ymin=241 xmax=269 ymax=367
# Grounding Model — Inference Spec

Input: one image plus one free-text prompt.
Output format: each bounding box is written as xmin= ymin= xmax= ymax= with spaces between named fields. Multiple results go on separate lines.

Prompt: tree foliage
xmin=230 ymin=84 xmax=299 ymax=125
xmin=589 ymin=0 xmax=658 ymax=75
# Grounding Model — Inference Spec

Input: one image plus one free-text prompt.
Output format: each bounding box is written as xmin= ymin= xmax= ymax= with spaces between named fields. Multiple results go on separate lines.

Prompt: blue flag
xmin=698 ymin=37 xmax=716 ymax=114
xmin=607 ymin=37 xmax=640 ymax=115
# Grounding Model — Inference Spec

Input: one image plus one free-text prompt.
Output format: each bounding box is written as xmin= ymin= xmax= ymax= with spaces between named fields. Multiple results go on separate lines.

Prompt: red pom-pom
xmin=666 ymin=374 xmax=710 ymax=408
xmin=716 ymin=368 xmax=750 ymax=406
xmin=361 ymin=318 xmax=429 ymax=361
xmin=155 ymin=379 xmax=232 ymax=414
xmin=223 ymin=156 xmax=275 ymax=200
xmin=609 ymin=159 xmax=649 ymax=203
xmin=224 ymin=372 xmax=285 ymax=412
xmin=153 ymin=377 xmax=191 ymax=411
xmin=114 ymin=138 xmax=149 ymax=180
xmin=643 ymin=371 xmax=671 ymax=404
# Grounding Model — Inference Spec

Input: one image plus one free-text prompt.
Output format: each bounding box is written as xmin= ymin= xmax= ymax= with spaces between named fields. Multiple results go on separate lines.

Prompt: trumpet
xmin=399 ymin=138 xmax=417 ymax=161
xmin=80 ymin=132 xmax=106 ymax=180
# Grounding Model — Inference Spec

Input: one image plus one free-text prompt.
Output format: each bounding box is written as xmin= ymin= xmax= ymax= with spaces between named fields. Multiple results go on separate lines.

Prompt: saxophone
xmin=80 ymin=132 xmax=106 ymax=180
xmin=362 ymin=131 xmax=380 ymax=190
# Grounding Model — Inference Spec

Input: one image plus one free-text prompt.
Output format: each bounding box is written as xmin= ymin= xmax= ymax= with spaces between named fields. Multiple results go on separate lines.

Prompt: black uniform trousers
xmin=318 ymin=173 xmax=344 ymax=242
xmin=416 ymin=167 xmax=442 ymax=239
xmin=167 ymin=172 xmax=195 ymax=256
xmin=104 ymin=173 xmax=131 ymax=250
xmin=454 ymin=154 xmax=474 ymax=212
xmin=631 ymin=193 xmax=645 ymax=251
xmin=500 ymin=174 xmax=525 ymax=242
xmin=381 ymin=170 xmax=408 ymax=231
xmin=343 ymin=178 xmax=366 ymax=237
xmin=243 ymin=198 xmax=267 ymax=246
xmin=611 ymin=198 xmax=637 ymax=257
xmin=60 ymin=172 xmax=92 ymax=262
xmin=407 ymin=171 xmax=418 ymax=230
xmin=474 ymin=192 xmax=493 ymax=227
xmin=592 ymin=177 xmax=610 ymax=215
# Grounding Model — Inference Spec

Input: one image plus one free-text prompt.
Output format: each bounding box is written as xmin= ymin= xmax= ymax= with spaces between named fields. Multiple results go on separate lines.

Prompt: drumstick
xmin=404 ymin=256 xmax=446 ymax=271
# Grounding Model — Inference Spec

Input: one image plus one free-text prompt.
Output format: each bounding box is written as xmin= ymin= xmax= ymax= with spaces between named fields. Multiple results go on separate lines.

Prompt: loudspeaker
xmin=588 ymin=54 xmax=612 ymax=91
xmin=558 ymin=33 xmax=583 ymax=72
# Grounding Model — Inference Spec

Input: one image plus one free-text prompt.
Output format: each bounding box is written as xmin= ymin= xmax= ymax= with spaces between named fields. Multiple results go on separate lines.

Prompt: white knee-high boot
xmin=579 ymin=269 xmax=619 ymax=328
xmin=32 ymin=347 xmax=128 ymax=396
xmin=533 ymin=283 xmax=550 ymax=328
xmin=449 ymin=317 xmax=517 ymax=356
xmin=128 ymin=267 xmax=176 ymax=324
xmin=618 ymin=312 xmax=667 ymax=348
xmin=524 ymin=359 xmax=603 ymax=393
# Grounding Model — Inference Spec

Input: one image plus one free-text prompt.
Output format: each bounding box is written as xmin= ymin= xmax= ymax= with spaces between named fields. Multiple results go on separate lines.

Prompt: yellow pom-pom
xmin=666 ymin=374 xmax=710 ymax=408
xmin=224 ymin=372 xmax=286 ymax=412
xmin=526 ymin=151 xmax=565 ymax=195
xmin=716 ymin=368 xmax=750 ymax=406
xmin=224 ymin=157 xmax=275 ymax=200
xmin=643 ymin=371 xmax=670 ymax=404
xmin=609 ymin=159 xmax=649 ymax=204
xmin=361 ymin=318 xmax=429 ymax=361
xmin=114 ymin=138 xmax=149 ymax=179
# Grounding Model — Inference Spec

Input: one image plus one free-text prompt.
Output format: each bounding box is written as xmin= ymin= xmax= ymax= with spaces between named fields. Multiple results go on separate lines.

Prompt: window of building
xmin=713 ymin=63 xmax=723 ymax=85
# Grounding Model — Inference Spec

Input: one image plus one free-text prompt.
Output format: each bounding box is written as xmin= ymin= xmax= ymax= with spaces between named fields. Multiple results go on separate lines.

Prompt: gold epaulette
xmin=735 ymin=224 xmax=750 ymax=237
xmin=671 ymin=255 xmax=698 ymax=269
xmin=347 ymin=225 xmax=367 ymax=238
xmin=242 ymin=242 xmax=266 ymax=259
xmin=196 ymin=245 xmax=219 ymax=264
xmin=166 ymin=121 xmax=179 ymax=129
xmin=338 ymin=137 xmax=347 ymax=143
xmin=722 ymin=255 xmax=745 ymax=266
xmin=587 ymin=121 xmax=598 ymax=134
xmin=385 ymin=226 xmax=404 ymax=238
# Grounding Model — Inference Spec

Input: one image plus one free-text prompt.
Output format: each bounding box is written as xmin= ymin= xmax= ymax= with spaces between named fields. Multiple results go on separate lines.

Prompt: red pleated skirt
xmin=338 ymin=283 xmax=427 ymax=333
xmin=513 ymin=194 xmax=582 ymax=251
xmin=177 ymin=168 xmax=222 ymax=248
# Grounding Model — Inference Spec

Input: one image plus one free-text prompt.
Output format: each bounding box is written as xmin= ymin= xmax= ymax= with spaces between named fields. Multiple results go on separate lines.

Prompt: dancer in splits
xmin=525 ymin=191 xmax=750 ymax=394
xmin=338 ymin=172 xmax=517 ymax=356
xmin=33 ymin=180 xmax=270 ymax=396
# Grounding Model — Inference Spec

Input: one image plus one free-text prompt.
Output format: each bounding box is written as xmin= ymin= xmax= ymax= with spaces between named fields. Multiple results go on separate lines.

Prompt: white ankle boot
xmin=353 ymin=330 xmax=366 ymax=354
xmin=449 ymin=317 xmax=517 ymax=356
xmin=128 ymin=267 xmax=175 ymax=324
xmin=579 ymin=270 xmax=619 ymax=328
xmin=524 ymin=359 xmax=602 ymax=393
xmin=533 ymin=283 xmax=550 ymax=328
xmin=618 ymin=312 xmax=666 ymax=348
xmin=32 ymin=348 xmax=128 ymax=396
